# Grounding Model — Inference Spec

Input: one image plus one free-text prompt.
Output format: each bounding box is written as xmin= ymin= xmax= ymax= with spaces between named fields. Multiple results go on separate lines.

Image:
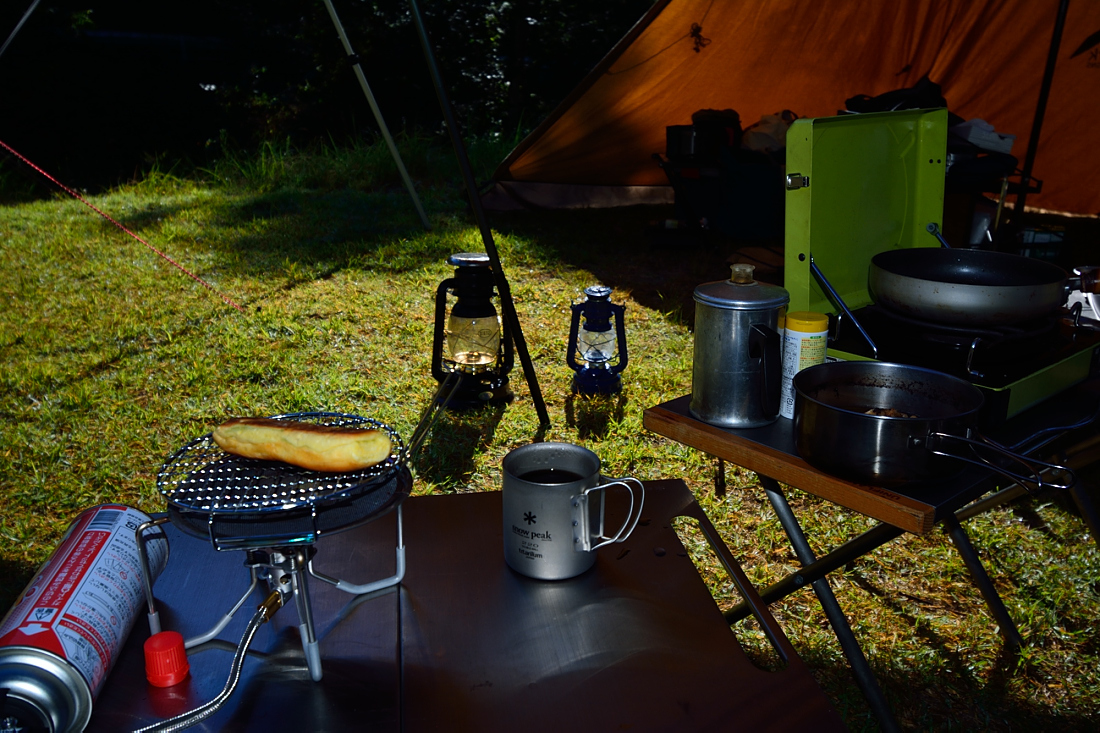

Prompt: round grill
xmin=156 ymin=412 xmax=409 ymax=546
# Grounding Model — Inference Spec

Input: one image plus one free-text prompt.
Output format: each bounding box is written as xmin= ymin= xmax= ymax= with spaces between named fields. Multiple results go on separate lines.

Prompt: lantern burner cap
xmin=584 ymin=285 xmax=612 ymax=300
xmin=448 ymin=252 xmax=490 ymax=268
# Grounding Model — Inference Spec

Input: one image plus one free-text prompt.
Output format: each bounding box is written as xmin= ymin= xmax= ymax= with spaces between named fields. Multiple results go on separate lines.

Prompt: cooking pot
xmin=792 ymin=361 xmax=1074 ymax=491
xmin=867 ymin=248 xmax=1078 ymax=327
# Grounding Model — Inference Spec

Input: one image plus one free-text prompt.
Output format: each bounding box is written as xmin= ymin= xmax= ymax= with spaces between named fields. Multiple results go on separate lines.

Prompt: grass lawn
xmin=1 ymin=140 xmax=1098 ymax=730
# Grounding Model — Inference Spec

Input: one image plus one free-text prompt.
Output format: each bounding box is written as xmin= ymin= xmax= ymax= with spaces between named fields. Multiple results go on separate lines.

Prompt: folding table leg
xmin=724 ymin=522 xmax=903 ymax=623
xmin=714 ymin=457 xmax=726 ymax=497
xmin=758 ymin=474 xmax=899 ymax=733
xmin=941 ymin=513 xmax=1024 ymax=650
xmin=1068 ymin=482 xmax=1100 ymax=552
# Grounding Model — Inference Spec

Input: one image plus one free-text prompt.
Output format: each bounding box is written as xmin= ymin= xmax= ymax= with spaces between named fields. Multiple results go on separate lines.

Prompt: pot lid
xmin=694 ymin=264 xmax=789 ymax=310
xmin=783 ymin=108 xmax=948 ymax=315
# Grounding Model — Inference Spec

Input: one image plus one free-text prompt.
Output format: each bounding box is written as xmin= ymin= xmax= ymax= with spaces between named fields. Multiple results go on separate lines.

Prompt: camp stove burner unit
xmin=824 ymin=304 xmax=1100 ymax=424
xmin=139 ymin=412 xmax=417 ymax=683
xmin=844 ymin=305 xmax=1065 ymax=375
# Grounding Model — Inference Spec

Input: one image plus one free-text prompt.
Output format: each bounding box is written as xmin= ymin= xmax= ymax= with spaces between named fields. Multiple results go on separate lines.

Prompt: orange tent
xmin=489 ymin=0 xmax=1100 ymax=216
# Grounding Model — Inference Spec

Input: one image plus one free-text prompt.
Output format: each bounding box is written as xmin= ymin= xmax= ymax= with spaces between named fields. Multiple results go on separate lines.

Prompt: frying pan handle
xmin=928 ymin=432 xmax=1076 ymax=494
xmin=926 ymin=222 xmax=952 ymax=248
xmin=1072 ymin=266 xmax=1100 ymax=295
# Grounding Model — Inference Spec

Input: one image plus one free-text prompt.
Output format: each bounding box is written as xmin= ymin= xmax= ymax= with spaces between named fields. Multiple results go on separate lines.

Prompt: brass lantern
xmin=432 ymin=253 xmax=514 ymax=408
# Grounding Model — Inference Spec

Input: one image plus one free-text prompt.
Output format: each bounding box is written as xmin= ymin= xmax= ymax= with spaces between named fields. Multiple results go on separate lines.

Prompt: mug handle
xmin=574 ymin=477 xmax=645 ymax=552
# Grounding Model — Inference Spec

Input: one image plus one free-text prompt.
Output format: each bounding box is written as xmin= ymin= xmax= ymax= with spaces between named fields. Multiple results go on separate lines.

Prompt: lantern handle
xmin=565 ymin=301 xmax=584 ymax=371
xmin=609 ymin=302 xmax=628 ymax=375
xmin=430 ymin=278 xmax=455 ymax=382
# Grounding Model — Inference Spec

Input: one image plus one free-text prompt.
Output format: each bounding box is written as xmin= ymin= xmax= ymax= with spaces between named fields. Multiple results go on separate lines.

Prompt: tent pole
xmin=321 ymin=0 xmax=431 ymax=230
xmin=406 ymin=0 xmax=550 ymax=426
xmin=0 ymin=0 xmax=42 ymax=60
xmin=1013 ymin=0 xmax=1070 ymax=217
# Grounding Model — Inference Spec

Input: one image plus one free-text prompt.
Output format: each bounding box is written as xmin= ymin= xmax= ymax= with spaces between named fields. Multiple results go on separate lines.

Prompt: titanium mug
xmin=502 ymin=442 xmax=644 ymax=580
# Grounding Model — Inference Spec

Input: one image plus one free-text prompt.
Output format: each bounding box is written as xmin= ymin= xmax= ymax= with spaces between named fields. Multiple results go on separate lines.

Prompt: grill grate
xmin=157 ymin=413 xmax=404 ymax=515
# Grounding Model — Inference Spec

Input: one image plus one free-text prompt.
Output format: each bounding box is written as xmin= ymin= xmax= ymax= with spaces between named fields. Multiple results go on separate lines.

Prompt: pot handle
xmin=750 ymin=324 xmax=782 ymax=418
xmin=575 ymin=477 xmax=645 ymax=552
xmin=1072 ymin=266 xmax=1100 ymax=295
xmin=928 ymin=432 xmax=1075 ymax=494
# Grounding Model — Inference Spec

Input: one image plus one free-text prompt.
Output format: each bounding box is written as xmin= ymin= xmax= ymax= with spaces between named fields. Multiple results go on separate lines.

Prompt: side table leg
xmin=941 ymin=513 xmax=1024 ymax=650
xmin=758 ymin=474 xmax=899 ymax=733
xmin=1068 ymin=481 xmax=1100 ymax=552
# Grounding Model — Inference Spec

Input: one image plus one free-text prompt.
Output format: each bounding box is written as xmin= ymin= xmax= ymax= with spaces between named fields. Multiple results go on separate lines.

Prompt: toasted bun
xmin=212 ymin=417 xmax=392 ymax=472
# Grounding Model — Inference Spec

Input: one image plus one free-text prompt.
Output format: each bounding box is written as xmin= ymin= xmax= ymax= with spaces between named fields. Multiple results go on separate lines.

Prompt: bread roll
xmin=212 ymin=417 xmax=392 ymax=472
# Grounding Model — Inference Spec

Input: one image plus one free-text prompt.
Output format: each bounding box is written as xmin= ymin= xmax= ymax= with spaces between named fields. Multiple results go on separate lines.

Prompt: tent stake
xmin=406 ymin=0 xmax=550 ymax=426
xmin=322 ymin=0 xmax=431 ymax=230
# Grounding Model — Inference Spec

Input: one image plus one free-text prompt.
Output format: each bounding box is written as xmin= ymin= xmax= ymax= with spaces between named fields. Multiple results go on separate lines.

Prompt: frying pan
xmin=868 ymin=248 xmax=1071 ymax=327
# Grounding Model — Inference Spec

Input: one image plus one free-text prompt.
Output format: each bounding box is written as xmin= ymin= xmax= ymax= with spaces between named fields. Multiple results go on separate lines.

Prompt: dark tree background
xmin=0 ymin=0 xmax=654 ymax=192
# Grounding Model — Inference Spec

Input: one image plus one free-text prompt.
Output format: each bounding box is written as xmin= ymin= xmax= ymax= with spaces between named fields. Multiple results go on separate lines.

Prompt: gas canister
xmin=0 ymin=505 xmax=168 ymax=732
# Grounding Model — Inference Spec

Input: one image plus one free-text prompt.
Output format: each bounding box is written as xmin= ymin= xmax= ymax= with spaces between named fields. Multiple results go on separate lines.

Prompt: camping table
xmin=86 ymin=480 xmax=843 ymax=732
xmin=643 ymin=385 xmax=1100 ymax=733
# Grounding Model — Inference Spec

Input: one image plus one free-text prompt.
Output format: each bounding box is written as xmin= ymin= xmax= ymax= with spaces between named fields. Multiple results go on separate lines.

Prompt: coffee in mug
xmin=501 ymin=442 xmax=644 ymax=580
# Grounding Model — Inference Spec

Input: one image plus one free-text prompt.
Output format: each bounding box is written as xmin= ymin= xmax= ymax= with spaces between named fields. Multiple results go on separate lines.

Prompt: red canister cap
xmin=144 ymin=630 xmax=190 ymax=687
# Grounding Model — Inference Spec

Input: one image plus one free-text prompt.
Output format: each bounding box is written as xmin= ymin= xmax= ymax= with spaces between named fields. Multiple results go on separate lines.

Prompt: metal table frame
xmin=644 ymin=386 xmax=1100 ymax=733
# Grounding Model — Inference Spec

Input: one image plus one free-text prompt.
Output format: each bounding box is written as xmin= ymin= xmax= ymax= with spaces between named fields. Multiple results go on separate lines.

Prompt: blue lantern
xmin=566 ymin=286 xmax=628 ymax=395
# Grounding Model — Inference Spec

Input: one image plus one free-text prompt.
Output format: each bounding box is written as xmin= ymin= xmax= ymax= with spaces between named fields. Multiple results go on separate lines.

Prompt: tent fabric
xmin=481 ymin=180 xmax=673 ymax=211
xmin=492 ymin=0 xmax=1100 ymax=216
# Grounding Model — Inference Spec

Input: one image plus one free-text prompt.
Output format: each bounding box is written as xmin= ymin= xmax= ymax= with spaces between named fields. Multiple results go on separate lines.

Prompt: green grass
xmin=1 ymin=138 xmax=1098 ymax=731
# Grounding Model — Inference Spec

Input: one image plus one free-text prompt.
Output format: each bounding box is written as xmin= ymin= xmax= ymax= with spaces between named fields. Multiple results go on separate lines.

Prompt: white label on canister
xmin=780 ymin=328 xmax=828 ymax=419
xmin=0 ymin=505 xmax=167 ymax=696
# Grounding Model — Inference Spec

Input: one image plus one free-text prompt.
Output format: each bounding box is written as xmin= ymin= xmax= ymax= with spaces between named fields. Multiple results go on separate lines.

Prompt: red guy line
xmin=0 ymin=137 xmax=246 ymax=312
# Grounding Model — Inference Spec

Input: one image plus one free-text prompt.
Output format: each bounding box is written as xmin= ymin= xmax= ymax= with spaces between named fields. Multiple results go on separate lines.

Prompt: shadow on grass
xmin=412 ymin=405 xmax=508 ymax=490
xmin=811 ymin=565 xmax=1099 ymax=731
xmin=489 ymin=206 xmax=782 ymax=329
xmin=0 ymin=557 xmax=36 ymax=610
xmin=792 ymin=636 xmax=1099 ymax=732
xmin=564 ymin=392 xmax=627 ymax=440
xmin=100 ymin=186 xmax=450 ymax=288
xmin=103 ymin=184 xmax=783 ymax=331
xmin=204 ymin=188 xmax=447 ymax=276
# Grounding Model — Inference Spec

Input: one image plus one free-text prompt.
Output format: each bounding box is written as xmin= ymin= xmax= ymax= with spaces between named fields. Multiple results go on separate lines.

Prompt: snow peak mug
xmin=502 ymin=442 xmax=644 ymax=580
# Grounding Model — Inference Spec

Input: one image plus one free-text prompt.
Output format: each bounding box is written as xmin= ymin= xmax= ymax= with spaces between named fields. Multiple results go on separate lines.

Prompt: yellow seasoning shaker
xmin=780 ymin=311 xmax=829 ymax=419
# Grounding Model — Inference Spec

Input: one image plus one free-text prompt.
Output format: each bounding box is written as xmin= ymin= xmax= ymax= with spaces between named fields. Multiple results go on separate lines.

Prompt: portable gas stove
xmin=139 ymin=412 xmax=410 ymax=685
xmin=126 ymin=383 xmax=455 ymax=731
xmin=782 ymin=108 xmax=1100 ymax=424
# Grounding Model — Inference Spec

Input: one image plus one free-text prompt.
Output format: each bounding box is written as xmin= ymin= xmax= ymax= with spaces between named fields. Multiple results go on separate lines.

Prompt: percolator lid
xmin=693 ymin=264 xmax=790 ymax=310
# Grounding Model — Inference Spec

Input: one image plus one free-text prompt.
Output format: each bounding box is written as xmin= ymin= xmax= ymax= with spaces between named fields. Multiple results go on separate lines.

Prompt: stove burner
xmin=827 ymin=305 xmax=1100 ymax=424
xmin=840 ymin=305 xmax=1071 ymax=375
xmin=873 ymin=305 xmax=1058 ymax=351
xmin=139 ymin=385 xmax=461 ymax=695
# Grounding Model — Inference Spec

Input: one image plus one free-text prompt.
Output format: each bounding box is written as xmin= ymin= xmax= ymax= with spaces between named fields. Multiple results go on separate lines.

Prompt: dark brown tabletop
xmin=643 ymin=389 xmax=1100 ymax=534
xmin=87 ymin=480 xmax=843 ymax=732
xmin=644 ymin=396 xmax=943 ymax=532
